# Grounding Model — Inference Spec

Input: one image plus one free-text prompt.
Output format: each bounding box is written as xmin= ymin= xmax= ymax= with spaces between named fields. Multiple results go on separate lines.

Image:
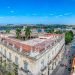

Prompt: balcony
xmin=21 ymin=67 xmax=29 ymax=73
xmin=41 ymin=66 xmax=47 ymax=72
xmin=48 ymin=61 xmax=52 ymax=65
xmin=20 ymin=67 xmax=33 ymax=75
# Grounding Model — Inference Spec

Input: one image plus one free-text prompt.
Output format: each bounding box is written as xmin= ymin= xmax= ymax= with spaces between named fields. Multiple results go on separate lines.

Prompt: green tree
xmin=16 ymin=28 xmax=21 ymax=39
xmin=45 ymin=28 xmax=54 ymax=33
xmin=54 ymin=30 xmax=62 ymax=34
xmin=24 ymin=27 xmax=31 ymax=40
xmin=65 ymin=31 xmax=74 ymax=44
xmin=69 ymin=31 xmax=73 ymax=38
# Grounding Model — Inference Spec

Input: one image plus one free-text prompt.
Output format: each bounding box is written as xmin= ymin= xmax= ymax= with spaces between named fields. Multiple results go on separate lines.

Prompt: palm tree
xmin=24 ymin=27 xmax=31 ymax=40
xmin=16 ymin=28 xmax=21 ymax=39
xmin=6 ymin=29 xmax=10 ymax=33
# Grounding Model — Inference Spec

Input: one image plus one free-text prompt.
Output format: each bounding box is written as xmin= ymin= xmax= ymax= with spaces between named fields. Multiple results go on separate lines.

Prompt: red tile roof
xmin=3 ymin=37 xmax=32 ymax=52
xmin=0 ymin=33 xmax=63 ymax=53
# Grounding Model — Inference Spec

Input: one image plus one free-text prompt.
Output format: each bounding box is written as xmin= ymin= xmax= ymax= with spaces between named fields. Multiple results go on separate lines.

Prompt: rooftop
xmin=0 ymin=33 xmax=64 ymax=57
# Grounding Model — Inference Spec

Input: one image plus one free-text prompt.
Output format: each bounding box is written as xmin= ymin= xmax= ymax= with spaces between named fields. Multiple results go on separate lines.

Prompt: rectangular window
xmin=0 ymin=47 xmax=2 ymax=53
xmin=9 ymin=53 xmax=11 ymax=60
xmin=4 ymin=49 xmax=6 ymax=56
xmin=15 ymin=56 xmax=18 ymax=65
xmin=41 ymin=60 xmax=44 ymax=68
xmin=2 ymin=48 xmax=3 ymax=54
xmin=48 ymin=55 xmax=49 ymax=59
xmin=24 ymin=62 xmax=28 ymax=70
xmin=0 ymin=47 xmax=1 ymax=52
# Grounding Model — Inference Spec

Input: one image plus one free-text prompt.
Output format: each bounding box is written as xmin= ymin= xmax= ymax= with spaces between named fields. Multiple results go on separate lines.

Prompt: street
xmin=51 ymin=39 xmax=75 ymax=75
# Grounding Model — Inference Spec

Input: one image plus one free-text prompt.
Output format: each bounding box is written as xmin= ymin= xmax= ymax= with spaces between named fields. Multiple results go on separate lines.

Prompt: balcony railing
xmin=20 ymin=67 xmax=29 ymax=73
xmin=20 ymin=67 xmax=33 ymax=75
xmin=41 ymin=66 xmax=47 ymax=72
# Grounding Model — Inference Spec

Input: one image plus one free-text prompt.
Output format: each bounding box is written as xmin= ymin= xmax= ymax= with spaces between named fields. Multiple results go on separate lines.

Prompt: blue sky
xmin=0 ymin=0 xmax=75 ymax=24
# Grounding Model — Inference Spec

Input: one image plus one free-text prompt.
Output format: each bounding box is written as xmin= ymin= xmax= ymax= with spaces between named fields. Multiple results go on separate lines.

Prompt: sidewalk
xmin=51 ymin=62 xmax=61 ymax=75
xmin=51 ymin=44 xmax=71 ymax=75
xmin=51 ymin=58 xmax=68 ymax=75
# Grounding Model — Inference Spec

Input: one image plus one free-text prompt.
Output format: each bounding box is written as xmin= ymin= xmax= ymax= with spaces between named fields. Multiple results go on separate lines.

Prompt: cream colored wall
xmin=33 ymin=38 xmax=65 ymax=75
xmin=0 ymin=44 xmax=37 ymax=75
xmin=0 ymin=37 xmax=65 ymax=75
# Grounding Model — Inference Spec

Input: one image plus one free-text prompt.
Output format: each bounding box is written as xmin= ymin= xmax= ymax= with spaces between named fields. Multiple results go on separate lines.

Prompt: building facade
xmin=70 ymin=57 xmax=75 ymax=75
xmin=0 ymin=33 xmax=65 ymax=75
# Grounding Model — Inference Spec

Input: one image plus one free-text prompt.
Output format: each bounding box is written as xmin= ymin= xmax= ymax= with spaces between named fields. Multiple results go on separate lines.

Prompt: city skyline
xmin=0 ymin=0 xmax=75 ymax=24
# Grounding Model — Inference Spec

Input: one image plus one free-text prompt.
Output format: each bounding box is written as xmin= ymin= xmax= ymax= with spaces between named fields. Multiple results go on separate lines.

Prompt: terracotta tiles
xmin=0 ymin=33 xmax=63 ymax=53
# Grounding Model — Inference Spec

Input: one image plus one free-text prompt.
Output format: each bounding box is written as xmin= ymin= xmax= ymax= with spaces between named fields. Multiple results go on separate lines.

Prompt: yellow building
xmin=0 ymin=33 xmax=65 ymax=75
xmin=71 ymin=57 xmax=75 ymax=75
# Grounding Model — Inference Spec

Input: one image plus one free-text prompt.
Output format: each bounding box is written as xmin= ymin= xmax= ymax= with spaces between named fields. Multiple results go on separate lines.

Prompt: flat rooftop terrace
xmin=0 ymin=33 xmax=64 ymax=54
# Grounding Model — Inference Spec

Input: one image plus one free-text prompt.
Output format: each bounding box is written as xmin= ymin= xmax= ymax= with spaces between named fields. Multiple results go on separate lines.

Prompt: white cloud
xmin=10 ymin=10 xmax=15 ymax=13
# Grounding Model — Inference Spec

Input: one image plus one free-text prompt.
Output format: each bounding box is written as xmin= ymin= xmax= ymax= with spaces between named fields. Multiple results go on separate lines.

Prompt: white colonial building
xmin=0 ymin=33 xmax=65 ymax=75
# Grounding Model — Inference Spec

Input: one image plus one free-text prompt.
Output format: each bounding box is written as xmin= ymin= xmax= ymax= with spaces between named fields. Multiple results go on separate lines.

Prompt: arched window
xmin=41 ymin=59 xmax=44 ymax=69
xmin=24 ymin=61 xmax=28 ymax=71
